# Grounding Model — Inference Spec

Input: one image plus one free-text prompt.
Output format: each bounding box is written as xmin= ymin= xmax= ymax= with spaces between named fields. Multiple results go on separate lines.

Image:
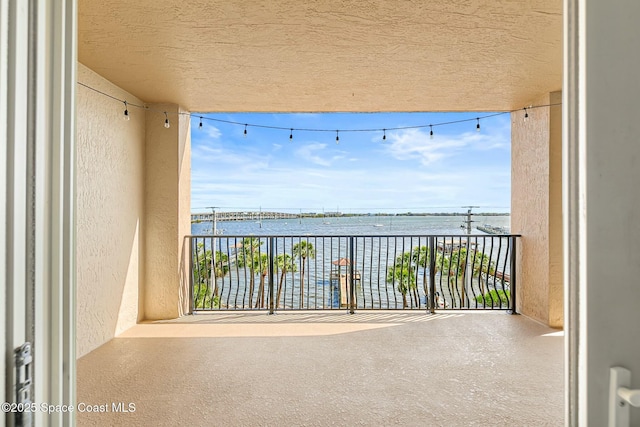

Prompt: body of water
xmin=190 ymin=214 xmax=514 ymax=311
xmin=191 ymin=214 xmax=511 ymax=236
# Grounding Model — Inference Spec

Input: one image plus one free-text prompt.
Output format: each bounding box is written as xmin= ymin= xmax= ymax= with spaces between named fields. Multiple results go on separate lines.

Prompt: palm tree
xmin=411 ymin=245 xmax=447 ymax=307
xmin=394 ymin=251 xmax=420 ymax=307
xmin=237 ymin=237 xmax=263 ymax=308
xmin=447 ymin=248 xmax=496 ymax=304
xmin=469 ymin=250 xmax=496 ymax=301
xmin=193 ymin=243 xmax=212 ymax=308
xmin=386 ymin=255 xmax=416 ymax=309
xmin=211 ymin=250 xmax=229 ymax=304
xmin=192 ymin=244 xmax=229 ymax=309
xmin=446 ymin=247 xmax=469 ymax=305
xmin=254 ymin=253 xmax=269 ymax=308
xmin=274 ymin=253 xmax=297 ymax=308
xmin=292 ymin=241 xmax=315 ymax=308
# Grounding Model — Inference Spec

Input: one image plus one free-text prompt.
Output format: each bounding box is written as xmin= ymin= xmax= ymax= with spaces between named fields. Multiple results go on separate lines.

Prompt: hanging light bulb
xmin=289 ymin=129 xmax=293 ymax=141
xmin=524 ymin=108 xmax=529 ymax=122
xmin=382 ymin=129 xmax=386 ymax=141
xmin=199 ymin=116 xmax=203 ymax=129
xmin=164 ymin=112 xmax=170 ymax=128
xmin=243 ymin=124 xmax=247 ymax=137
xmin=430 ymin=125 xmax=433 ymax=139
xmin=335 ymin=130 xmax=339 ymax=144
xmin=476 ymin=118 xmax=480 ymax=132
xmin=123 ymin=101 xmax=130 ymax=121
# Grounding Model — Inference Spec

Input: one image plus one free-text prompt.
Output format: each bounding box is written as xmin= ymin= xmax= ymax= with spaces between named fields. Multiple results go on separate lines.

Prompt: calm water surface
xmin=191 ymin=215 xmax=510 ymax=236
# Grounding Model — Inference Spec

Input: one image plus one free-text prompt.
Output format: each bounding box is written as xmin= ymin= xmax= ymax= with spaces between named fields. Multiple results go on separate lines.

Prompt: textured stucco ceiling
xmin=78 ymin=0 xmax=562 ymax=112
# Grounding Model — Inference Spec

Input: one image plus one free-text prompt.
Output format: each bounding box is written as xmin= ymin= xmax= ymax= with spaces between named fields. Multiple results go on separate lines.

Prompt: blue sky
xmin=190 ymin=112 xmax=511 ymax=214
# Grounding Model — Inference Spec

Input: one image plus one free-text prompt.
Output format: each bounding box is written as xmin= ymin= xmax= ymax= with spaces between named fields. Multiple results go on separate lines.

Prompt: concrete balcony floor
xmin=77 ymin=311 xmax=563 ymax=426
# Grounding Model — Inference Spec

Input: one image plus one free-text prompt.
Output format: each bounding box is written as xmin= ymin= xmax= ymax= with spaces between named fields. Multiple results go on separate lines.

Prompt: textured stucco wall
xmin=76 ymin=63 xmax=146 ymax=357
xmin=78 ymin=0 xmax=562 ymax=112
xmin=144 ymin=105 xmax=191 ymax=319
xmin=547 ymin=92 xmax=563 ymax=327
xmin=511 ymin=91 xmax=563 ymax=327
xmin=178 ymin=111 xmax=192 ymax=315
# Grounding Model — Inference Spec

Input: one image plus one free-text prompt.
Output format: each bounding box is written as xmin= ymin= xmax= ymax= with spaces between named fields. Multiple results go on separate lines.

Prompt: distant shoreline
xmin=281 ymin=212 xmax=510 ymax=219
xmin=340 ymin=212 xmax=510 ymax=217
xmin=191 ymin=212 xmax=509 ymax=224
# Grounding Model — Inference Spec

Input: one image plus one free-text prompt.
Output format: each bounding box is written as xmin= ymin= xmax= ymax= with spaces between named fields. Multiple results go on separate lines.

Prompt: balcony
xmin=77 ymin=311 xmax=563 ymax=426
xmin=75 ymin=232 xmax=564 ymax=426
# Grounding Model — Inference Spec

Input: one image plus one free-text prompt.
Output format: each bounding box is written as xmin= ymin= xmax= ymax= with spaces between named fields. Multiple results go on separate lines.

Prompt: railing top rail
xmin=186 ymin=234 xmax=522 ymax=238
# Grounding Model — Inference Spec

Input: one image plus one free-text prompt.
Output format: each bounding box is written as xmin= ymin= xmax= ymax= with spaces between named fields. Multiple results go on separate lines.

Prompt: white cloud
xmin=199 ymin=125 xmax=221 ymax=140
xmin=384 ymin=129 xmax=463 ymax=165
xmin=295 ymin=143 xmax=332 ymax=166
xmin=384 ymin=126 xmax=509 ymax=166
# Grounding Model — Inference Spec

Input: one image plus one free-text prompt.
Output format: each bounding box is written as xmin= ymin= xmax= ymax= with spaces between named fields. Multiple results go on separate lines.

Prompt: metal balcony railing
xmin=187 ymin=234 xmax=520 ymax=313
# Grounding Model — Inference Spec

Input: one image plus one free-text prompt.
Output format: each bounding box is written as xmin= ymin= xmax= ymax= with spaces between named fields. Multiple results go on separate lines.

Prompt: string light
xmin=77 ymin=81 xmax=561 ymax=138
xmin=382 ymin=129 xmax=386 ymax=141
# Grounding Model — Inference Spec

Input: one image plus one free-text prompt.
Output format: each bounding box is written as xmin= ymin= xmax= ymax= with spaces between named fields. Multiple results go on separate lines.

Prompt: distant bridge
xmin=191 ymin=211 xmax=299 ymax=222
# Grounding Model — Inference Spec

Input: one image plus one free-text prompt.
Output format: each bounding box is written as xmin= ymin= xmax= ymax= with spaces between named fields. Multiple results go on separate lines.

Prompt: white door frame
xmin=2 ymin=1 xmax=76 ymax=426
xmin=5 ymin=0 xmax=618 ymax=425
xmin=563 ymin=0 xmax=583 ymax=423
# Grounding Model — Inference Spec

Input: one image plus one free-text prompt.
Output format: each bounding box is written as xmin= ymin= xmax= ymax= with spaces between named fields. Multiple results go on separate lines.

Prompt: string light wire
xmin=77 ymin=81 xmax=561 ymax=138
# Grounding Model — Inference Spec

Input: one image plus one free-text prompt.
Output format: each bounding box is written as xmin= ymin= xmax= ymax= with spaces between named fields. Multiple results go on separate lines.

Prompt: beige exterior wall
xmin=144 ymin=106 xmax=191 ymax=319
xmin=76 ymin=64 xmax=146 ymax=357
xmin=511 ymin=91 xmax=563 ymax=327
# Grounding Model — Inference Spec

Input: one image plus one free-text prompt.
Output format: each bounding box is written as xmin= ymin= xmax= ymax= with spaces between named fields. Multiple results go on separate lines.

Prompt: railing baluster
xmin=349 ymin=236 xmax=355 ymax=314
xmin=187 ymin=233 xmax=520 ymax=313
xmin=189 ymin=237 xmax=194 ymax=314
xmin=429 ymin=236 xmax=436 ymax=314
xmin=268 ymin=237 xmax=275 ymax=314
xmin=489 ymin=236 xmax=499 ymax=309
xmin=234 ymin=237 xmax=242 ymax=309
xmin=499 ymin=237 xmax=510 ymax=309
xmin=358 ymin=237 xmax=365 ymax=310
xmin=224 ymin=238 xmax=232 ymax=309
xmin=315 ymin=236 xmax=319 ymax=310
xmin=510 ymin=235 xmax=518 ymax=314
